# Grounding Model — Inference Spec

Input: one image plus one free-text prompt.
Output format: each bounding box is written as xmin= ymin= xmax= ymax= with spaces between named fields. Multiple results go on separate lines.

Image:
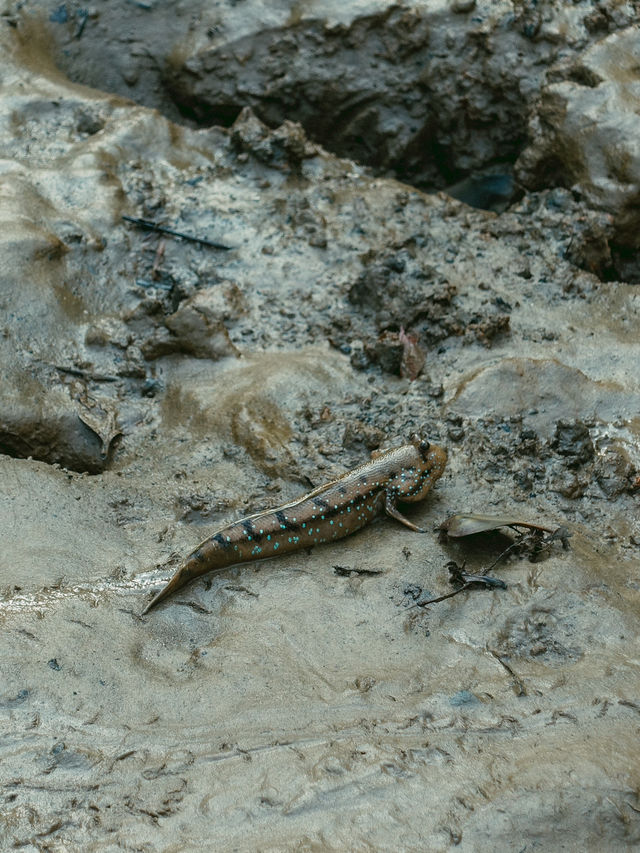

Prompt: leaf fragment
xmin=439 ymin=514 xmax=556 ymax=538
xmin=78 ymin=401 xmax=121 ymax=457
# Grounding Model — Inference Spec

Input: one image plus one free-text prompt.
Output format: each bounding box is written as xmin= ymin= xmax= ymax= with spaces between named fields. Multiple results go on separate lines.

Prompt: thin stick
xmin=481 ymin=535 xmax=530 ymax=576
xmin=122 ymin=215 xmax=232 ymax=251
xmin=488 ymin=648 xmax=527 ymax=696
xmin=411 ymin=584 xmax=473 ymax=609
xmin=151 ymin=239 xmax=166 ymax=280
xmin=53 ymin=365 xmax=118 ymax=382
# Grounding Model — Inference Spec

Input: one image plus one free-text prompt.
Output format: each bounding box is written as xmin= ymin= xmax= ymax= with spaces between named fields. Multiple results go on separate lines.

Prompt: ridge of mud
xmin=8 ymin=0 xmax=637 ymax=202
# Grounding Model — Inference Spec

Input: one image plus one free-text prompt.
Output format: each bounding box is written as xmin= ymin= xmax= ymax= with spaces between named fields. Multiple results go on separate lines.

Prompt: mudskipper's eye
xmin=419 ymin=439 xmax=430 ymax=456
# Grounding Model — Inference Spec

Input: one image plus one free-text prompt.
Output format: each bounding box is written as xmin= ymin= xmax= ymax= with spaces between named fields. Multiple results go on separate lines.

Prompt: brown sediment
xmin=2 ymin=5 xmax=640 ymax=849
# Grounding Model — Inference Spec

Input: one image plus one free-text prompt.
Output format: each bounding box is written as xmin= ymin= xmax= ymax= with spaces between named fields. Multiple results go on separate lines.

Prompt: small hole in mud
xmin=173 ymin=100 xmax=243 ymax=129
xmin=443 ymin=167 xmax=520 ymax=213
xmin=609 ymin=243 xmax=640 ymax=284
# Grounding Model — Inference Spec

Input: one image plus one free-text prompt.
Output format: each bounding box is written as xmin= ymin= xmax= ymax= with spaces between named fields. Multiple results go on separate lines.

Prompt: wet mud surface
xmin=1 ymin=2 xmax=639 ymax=850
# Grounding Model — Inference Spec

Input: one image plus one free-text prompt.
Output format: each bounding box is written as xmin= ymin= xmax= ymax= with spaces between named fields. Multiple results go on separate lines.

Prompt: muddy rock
xmin=231 ymin=107 xmax=319 ymax=168
xmin=15 ymin=0 xmax=636 ymax=193
xmin=451 ymin=358 xmax=640 ymax=440
xmin=164 ymin=1 xmax=548 ymax=189
xmin=551 ymin=419 xmax=595 ymax=467
xmin=517 ymin=27 xmax=640 ymax=263
xmin=594 ymin=441 xmax=639 ymax=499
xmin=146 ymin=290 xmax=240 ymax=360
xmin=0 ymin=384 xmax=108 ymax=473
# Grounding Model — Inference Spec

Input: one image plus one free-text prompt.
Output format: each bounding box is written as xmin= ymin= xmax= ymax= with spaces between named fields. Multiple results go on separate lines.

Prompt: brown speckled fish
xmin=142 ymin=434 xmax=447 ymax=614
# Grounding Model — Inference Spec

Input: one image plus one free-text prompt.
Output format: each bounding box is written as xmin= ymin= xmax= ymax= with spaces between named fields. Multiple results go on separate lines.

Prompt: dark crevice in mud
xmin=170 ymin=78 xmax=526 ymax=210
xmin=443 ymin=166 xmax=521 ymax=213
xmin=609 ymin=244 xmax=640 ymax=285
xmin=165 ymin=92 xmax=527 ymax=213
xmin=172 ymin=100 xmax=243 ymax=129
xmin=37 ymin=2 xmax=540 ymax=210
xmin=533 ymin=182 xmax=640 ymax=285
xmin=0 ymin=423 xmax=111 ymax=475
xmin=27 ymin=1 xmax=640 ymax=242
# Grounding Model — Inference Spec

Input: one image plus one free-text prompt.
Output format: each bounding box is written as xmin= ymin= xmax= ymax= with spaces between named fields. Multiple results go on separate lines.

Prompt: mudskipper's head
xmin=400 ymin=433 xmax=447 ymax=501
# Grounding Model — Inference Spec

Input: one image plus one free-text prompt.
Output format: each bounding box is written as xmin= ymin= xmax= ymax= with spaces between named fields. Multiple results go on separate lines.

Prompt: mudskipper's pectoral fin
xmin=384 ymin=494 xmax=425 ymax=533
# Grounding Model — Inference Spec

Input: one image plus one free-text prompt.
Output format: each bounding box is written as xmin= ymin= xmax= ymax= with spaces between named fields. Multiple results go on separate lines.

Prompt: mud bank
xmin=1 ymin=2 xmax=639 ymax=850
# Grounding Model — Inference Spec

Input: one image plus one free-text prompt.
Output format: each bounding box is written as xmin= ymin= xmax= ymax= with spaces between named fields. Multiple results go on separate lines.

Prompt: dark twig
xmin=74 ymin=10 xmax=88 ymax=39
xmin=408 ymin=561 xmax=506 ymax=610
xmin=481 ymin=534 xmax=533 ymax=576
xmin=122 ymin=215 xmax=232 ymax=250
xmin=447 ymin=561 xmax=507 ymax=591
xmin=488 ymin=649 xmax=527 ymax=696
xmin=333 ymin=565 xmax=384 ymax=577
xmin=401 ymin=523 xmax=570 ymax=616
xmin=53 ymin=364 xmax=118 ymax=382
xmin=482 ymin=526 xmax=571 ymax=575
xmin=414 ymin=586 xmax=472 ymax=607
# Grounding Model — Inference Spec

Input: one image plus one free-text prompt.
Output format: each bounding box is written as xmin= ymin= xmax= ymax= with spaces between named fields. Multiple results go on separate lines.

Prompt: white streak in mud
xmin=0 ymin=571 xmax=170 ymax=614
